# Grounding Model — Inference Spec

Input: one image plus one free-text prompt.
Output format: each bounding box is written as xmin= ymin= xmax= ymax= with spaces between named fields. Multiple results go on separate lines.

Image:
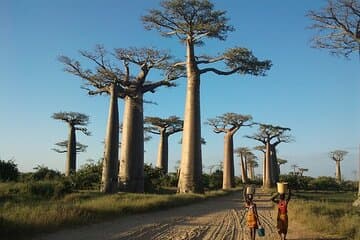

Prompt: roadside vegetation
xmin=290 ymin=191 xmax=359 ymax=239
xmin=0 ymin=159 xmax=236 ymax=240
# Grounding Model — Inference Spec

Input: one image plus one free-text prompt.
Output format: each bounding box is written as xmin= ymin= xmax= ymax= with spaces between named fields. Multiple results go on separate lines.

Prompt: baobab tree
xmin=298 ymin=167 xmax=309 ymax=177
xmin=52 ymin=112 xmax=90 ymax=176
xmin=145 ymin=116 xmax=183 ymax=173
xmin=307 ymin=0 xmax=360 ymax=57
xmin=277 ymin=158 xmax=288 ymax=176
xmin=116 ymin=47 xmax=183 ymax=193
xmin=290 ymin=164 xmax=299 ymax=175
xmin=143 ymin=0 xmax=271 ymax=193
xmin=207 ymin=113 xmax=253 ymax=189
xmin=59 ymin=46 xmax=125 ymax=193
xmin=59 ymin=46 xmax=182 ymax=193
xmin=271 ymin=134 xmax=293 ymax=183
xmin=330 ymin=150 xmax=348 ymax=182
xmin=254 ymin=145 xmax=266 ymax=184
xmin=235 ymin=147 xmax=252 ymax=184
xmin=247 ymin=124 xmax=291 ymax=188
xmin=247 ymin=154 xmax=258 ymax=180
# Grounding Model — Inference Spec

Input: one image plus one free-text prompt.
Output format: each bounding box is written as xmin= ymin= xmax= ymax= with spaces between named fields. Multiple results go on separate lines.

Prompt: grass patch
xmin=290 ymin=191 xmax=359 ymax=239
xmin=0 ymin=184 xmax=237 ymax=240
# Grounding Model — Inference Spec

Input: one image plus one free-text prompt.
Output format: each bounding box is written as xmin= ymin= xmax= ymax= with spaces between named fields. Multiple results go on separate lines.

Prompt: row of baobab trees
xmin=52 ymin=107 xmax=293 ymax=193
xmin=49 ymin=0 xmax=360 ymax=195
xmin=52 ymin=0 xmax=273 ymax=194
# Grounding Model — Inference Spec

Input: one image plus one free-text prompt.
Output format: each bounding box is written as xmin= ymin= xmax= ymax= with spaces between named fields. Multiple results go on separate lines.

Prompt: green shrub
xmin=70 ymin=160 xmax=102 ymax=190
xmin=30 ymin=165 xmax=62 ymax=181
xmin=0 ymin=159 xmax=19 ymax=182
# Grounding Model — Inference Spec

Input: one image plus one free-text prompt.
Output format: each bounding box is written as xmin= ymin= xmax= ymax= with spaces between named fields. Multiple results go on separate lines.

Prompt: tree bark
xmin=101 ymin=84 xmax=119 ymax=193
xmin=264 ymin=142 xmax=272 ymax=188
xmin=271 ymin=145 xmax=280 ymax=184
xmin=262 ymin=151 xmax=266 ymax=187
xmin=156 ymin=130 xmax=169 ymax=173
xmin=248 ymin=164 xmax=254 ymax=180
xmin=223 ymin=132 xmax=234 ymax=189
xmin=65 ymin=124 xmax=76 ymax=176
xmin=178 ymin=38 xmax=203 ymax=193
xmin=119 ymin=94 xmax=144 ymax=193
xmin=240 ymin=153 xmax=247 ymax=184
xmin=335 ymin=160 xmax=341 ymax=182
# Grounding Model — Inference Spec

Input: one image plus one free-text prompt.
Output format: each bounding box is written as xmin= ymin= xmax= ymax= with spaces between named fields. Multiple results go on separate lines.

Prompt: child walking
xmin=244 ymin=187 xmax=261 ymax=240
xmin=271 ymin=189 xmax=291 ymax=240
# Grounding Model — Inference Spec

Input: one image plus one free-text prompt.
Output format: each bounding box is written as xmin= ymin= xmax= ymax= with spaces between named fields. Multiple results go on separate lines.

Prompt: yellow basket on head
xmin=277 ymin=182 xmax=288 ymax=194
xmin=246 ymin=186 xmax=255 ymax=195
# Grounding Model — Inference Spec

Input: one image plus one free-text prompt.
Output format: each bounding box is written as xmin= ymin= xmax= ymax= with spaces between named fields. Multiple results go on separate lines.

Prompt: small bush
xmin=0 ymin=159 xmax=19 ymax=182
xmin=70 ymin=160 xmax=102 ymax=190
xmin=30 ymin=165 xmax=62 ymax=181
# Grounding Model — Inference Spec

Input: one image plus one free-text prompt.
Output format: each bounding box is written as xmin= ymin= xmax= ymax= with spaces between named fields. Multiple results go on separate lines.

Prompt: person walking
xmin=271 ymin=189 xmax=291 ymax=240
xmin=244 ymin=187 xmax=261 ymax=240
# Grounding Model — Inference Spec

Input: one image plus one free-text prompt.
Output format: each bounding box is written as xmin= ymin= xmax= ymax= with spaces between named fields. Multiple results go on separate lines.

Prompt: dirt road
xmin=39 ymin=191 xmax=336 ymax=240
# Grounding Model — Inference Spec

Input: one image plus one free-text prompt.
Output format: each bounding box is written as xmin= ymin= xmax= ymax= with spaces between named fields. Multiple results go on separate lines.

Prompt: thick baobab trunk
xmin=178 ymin=38 xmax=203 ymax=193
xmin=156 ymin=130 xmax=169 ymax=173
xmin=248 ymin=164 xmax=254 ymax=180
xmin=223 ymin=133 xmax=235 ymax=189
xmin=271 ymin=145 xmax=280 ymax=184
xmin=119 ymin=95 xmax=144 ymax=193
xmin=65 ymin=124 xmax=76 ymax=176
xmin=240 ymin=154 xmax=247 ymax=184
xmin=264 ymin=142 xmax=272 ymax=188
xmin=101 ymin=84 xmax=119 ymax=193
xmin=335 ymin=160 xmax=341 ymax=182
xmin=262 ymin=151 xmax=266 ymax=187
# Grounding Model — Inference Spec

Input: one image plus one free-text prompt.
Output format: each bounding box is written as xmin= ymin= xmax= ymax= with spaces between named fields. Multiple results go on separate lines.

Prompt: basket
xmin=277 ymin=182 xmax=288 ymax=194
xmin=257 ymin=226 xmax=265 ymax=237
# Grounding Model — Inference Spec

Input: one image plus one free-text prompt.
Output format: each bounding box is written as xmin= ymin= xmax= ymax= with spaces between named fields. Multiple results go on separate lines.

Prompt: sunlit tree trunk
xmin=65 ymin=124 xmax=76 ymax=176
xmin=240 ymin=154 xmax=247 ymax=184
xmin=335 ymin=160 xmax=341 ymax=182
xmin=264 ymin=142 xmax=272 ymax=188
xmin=156 ymin=130 xmax=169 ymax=173
xmin=223 ymin=132 xmax=235 ymax=189
xmin=178 ymin=38 xmax=203 ymax=193
xmin=119 ymin=95 xmax=144 ymax=193
xmin=101 ymin=84 xmax=119 ymax=193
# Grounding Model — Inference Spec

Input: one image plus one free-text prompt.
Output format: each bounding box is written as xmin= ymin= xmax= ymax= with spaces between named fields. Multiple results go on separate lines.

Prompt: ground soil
xmin=39 ymin=190 xmax=345 ymax=240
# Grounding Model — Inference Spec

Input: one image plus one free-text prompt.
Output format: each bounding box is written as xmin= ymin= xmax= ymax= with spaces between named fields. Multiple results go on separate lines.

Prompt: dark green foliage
xmin=30 ymin=165 xmax=62 ymax=181
xmin=279 ymin=174 xmax=357 ymax=191
xmin=144 ymin=164 xmax=166 ymax=193
xmin=202 ymin=169 xmax=223 ymax=190
xmin=0 ymin=159 xmax=19 ymax=182
xmin=26 ymin=180 xmax=73 ymax=199
xmin=70 ymin=160 xmax=102 ymax=190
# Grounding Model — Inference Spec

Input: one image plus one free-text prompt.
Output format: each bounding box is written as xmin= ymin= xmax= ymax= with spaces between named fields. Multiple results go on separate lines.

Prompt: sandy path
xmin=38 ymin=191 xmax=340 ymax=240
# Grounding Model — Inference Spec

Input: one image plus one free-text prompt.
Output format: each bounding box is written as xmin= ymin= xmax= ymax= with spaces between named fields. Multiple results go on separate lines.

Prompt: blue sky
xmin=1 ymin=0 xmax=359 ymax=180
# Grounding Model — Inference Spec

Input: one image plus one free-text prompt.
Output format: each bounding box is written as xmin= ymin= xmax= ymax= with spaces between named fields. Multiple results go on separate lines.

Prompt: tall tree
xmin=246 ymin=153 xmax=258 ymax=180
xmin=52 ymin=112 xmax=90 ymax=176
xmin=307 ymin=0 xmax=360 ymax=57
xmin=330 ymin=150 xmax=348 ymax=182
xmin=254 ymin=145 xmax=266 ymax=184
xmin=116 ymin=47 xmax=182 ymax=193
xmin=143 ymin=0 xmax=271 ymax=193
xmin=298 ymin=167 xmax=309 ymax=177
xmin=247 ymin=124 xmax=291 ymax=188
xmin=207 ymin=113 xmax=252 ymax=189
xmin=291 ymin=164 xmax=299 ymax=175
xmin=60 ymin=46 xmax=182 ymax=193
xmin=235 ymin=147 xmax=252 ymax=184
xmin=270 ymin=135 xmax=293 ymax=184
xmin=145 ymin=116 xmax=183 ymax=173
xmin=277 ymin=158 xmax=288 ymax=175
xmin=59 ymin=46 xmax=125 ymax=193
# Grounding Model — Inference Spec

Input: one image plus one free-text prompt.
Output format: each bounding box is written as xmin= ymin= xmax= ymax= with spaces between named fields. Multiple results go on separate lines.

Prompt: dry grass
xmin=0 ymin=186 xmax=237 ymax=240
xmin=289 ymin=191 xmax=360 ymax=239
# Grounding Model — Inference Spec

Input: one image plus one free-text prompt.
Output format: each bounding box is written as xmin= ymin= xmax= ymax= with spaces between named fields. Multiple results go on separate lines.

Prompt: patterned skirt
xmin=247 ymin=212 xmax=258 ymax=229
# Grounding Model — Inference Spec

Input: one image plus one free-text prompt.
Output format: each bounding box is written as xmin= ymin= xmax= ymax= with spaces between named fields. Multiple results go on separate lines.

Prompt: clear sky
xmin=1 ymin=0 xmax=359 ymax=180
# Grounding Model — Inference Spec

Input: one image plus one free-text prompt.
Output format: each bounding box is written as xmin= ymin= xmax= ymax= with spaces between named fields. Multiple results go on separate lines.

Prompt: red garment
xmin=278 ymin=200 xmax=287 ymax=214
